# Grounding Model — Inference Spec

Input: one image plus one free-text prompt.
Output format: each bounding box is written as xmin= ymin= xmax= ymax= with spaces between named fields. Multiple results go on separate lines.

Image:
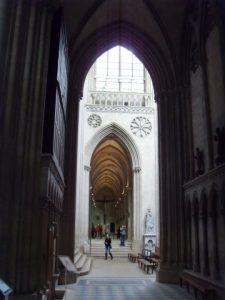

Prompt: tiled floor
xmin=63 ymin=258 xmax=193 ymax=300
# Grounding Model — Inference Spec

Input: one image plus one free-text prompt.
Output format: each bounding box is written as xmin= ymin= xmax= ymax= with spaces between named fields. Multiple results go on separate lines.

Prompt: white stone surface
xmin=75 ymin=72 xmax=159 ymax=251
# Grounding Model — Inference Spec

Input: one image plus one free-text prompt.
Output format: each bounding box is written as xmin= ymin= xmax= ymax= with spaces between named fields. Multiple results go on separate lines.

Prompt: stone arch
xmin=85 ymin=122 xmax=141 ymax=169
xmin=70 ymin=21 xmax=176 ymax=98
xmin=69 ymin=19 xmax=184 ymax=282
xmin=76 ymin=122 xmax=142 ymax=250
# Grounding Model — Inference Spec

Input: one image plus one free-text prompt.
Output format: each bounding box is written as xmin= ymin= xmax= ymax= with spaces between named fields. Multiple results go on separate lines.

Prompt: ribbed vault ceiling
xmin=91 ymin=136 xmax=131 ymax=203
xmin=63 ymin=0 xmax=189 ymax=97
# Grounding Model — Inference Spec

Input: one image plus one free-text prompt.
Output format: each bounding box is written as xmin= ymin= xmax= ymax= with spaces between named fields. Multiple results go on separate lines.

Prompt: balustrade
xmin=87 ymin=91 xmax=154 ymax=107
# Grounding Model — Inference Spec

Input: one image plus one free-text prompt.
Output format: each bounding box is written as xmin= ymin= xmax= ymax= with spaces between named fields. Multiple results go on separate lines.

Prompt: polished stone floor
xmin=63 ymin=258 xmax=194 ymax=300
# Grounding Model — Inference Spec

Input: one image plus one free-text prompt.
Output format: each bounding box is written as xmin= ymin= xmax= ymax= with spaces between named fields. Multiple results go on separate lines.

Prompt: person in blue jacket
xmin=104 ymin=234 xmax=113 ymax=260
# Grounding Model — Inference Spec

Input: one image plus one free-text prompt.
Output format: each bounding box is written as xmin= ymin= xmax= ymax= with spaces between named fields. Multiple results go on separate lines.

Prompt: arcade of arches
xmin=0 ymin=0 xmax=225 ymax=298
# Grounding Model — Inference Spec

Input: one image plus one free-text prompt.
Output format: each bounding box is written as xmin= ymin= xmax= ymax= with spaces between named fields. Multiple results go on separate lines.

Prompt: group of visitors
xmin=91 ymin=223 xmax=103 ymax=238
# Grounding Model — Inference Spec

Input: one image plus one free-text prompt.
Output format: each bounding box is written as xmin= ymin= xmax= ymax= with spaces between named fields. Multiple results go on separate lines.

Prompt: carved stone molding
xmin=183 ymin=163 xmax=225 ymax=191
xmin=88 ymin=91 xmax=152 ymax=106
xmin=85 ymin=105 xmax=154 ymax=114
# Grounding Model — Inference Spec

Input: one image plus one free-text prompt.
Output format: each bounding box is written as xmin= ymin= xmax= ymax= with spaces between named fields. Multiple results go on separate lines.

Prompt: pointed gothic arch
xmin=75 ymin=122 xmax=143 ymax=250
xmin=85 ymin=122 xmax=141 ymax=169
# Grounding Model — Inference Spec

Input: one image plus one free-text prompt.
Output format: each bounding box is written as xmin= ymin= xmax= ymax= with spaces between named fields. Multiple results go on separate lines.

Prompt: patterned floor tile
xmin=65 ymin=277 xmax=194 ymax=300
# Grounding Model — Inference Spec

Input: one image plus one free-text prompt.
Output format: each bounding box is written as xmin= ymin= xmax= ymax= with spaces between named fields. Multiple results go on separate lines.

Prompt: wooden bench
xmin=138 ymin=258 xmax=155 ymax=274
xmin=128 ymin=253 xmax=139 ymax=263
xmin=138 ymin=249 xmax=152 ymax=261
xmin=179 ymin=272 xmax=216 ymax=300
xmin=149 ymin=257 xmax=159 ymax=271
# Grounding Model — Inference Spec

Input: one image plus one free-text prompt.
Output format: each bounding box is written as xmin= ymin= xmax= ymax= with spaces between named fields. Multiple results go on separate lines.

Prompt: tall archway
xmin=75 ymin=123 xmax=144 ymax=251
xmin=71 ymin=20 xmax=185 ymax=282
xmin=90 ymin=135 xmax=132 ymax=241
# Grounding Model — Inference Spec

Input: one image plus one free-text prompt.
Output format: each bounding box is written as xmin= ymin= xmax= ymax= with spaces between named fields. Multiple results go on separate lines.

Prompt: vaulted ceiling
xmin=63 ymin=0 xmax=189 ymax=94
xmin=90 ymin=136 xmax=132 ymax=204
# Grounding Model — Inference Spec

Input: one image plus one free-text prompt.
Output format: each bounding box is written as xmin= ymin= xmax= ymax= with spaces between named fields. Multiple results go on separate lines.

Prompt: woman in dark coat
xmin=104 ymin=234 xmax=113 ymax=260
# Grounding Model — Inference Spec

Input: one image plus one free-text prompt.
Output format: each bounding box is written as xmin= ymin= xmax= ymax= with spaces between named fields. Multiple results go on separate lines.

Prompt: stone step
xmin=77 ymin=257 xmax=92 ymax=276
xmin=75 ymin=254 xmax=87 ymax=271
xmin=88 ymin=241 xmax=132 ymax=257
xmin=74 ymin=251 xmax=82 ymax=265
xmin=73 ymin=248 xmax=93 ymax=277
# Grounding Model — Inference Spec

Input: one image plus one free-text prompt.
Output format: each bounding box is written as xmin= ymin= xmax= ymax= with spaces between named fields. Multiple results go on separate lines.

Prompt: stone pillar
xmin=199 ymin=209 xmax=209 ymax=275
xmin=127 ymin=187 xmax=132 ymax=240
xmin=192 ymin=204 xmax=200 ymax=272
xmin=208 ymin=210 xmax=220 ymax=280
xmin=186 ymin=208 xmax=193 ymax=269
xmin=0 ymin=1 xmax=56 ymax=293
xmin=156 ymin=88 xmax=185 ymax=283
xmin=83 ymin=165 xmax=91 ymax=243
xmin=132 ymin=166 xmax=142 ymax=252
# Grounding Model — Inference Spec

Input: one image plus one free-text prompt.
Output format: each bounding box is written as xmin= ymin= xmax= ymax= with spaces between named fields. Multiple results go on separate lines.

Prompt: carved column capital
xmin=84 ymin=165 xmax=91 ymax=172
xmin=134 ymin=166 xmax=141 ymax=173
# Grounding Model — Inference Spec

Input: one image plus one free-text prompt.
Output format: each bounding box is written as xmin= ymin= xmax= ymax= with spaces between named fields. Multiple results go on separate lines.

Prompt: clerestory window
xmin=95 ymin=46 xmax=146 ymax=93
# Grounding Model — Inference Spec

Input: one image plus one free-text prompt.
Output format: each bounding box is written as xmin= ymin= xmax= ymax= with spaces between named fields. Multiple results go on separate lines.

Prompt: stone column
xmin=75 ymin=159 xmax=91 ymax=249
xmin=127 ymin=187 xmax=132 ymax=240
xmin=192 ymin=206 xmax=200 ymax=272
xmin=199 ymin=210 xmax=209 ymax=275
xmin=186 ymin=208 xmax=193 ymax=269
xmin=156 ymin=88 xmax=185 ymax=283
xmin=132 ymin=166 xmax=142 ymax=252
xmin=83 ymin=165 xmax=91 ymax=243
xmin=0 ymin=1 xmax=56 ymax=293
xmin=208 ymin=210 xmax=220 ymax=280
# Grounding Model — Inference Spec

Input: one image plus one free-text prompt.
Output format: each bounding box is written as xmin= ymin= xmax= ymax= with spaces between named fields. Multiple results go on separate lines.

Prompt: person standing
xmin=120 ymin=225 xmax=126 ymax=246
xmin=96 ymin=224 xmax=100 ymax=238
xmin=104 ymin=234 xmax=113 ymax=260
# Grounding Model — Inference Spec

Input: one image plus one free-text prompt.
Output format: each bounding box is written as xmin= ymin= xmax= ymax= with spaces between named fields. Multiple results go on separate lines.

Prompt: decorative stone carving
xmin=88 ymin=114 xmax=102 ymax=127
xmin=86 ymin=105 xmax=154 ymax=114
xmin=84 ymin=165 xmax=91 ymax=171
xmin=88 ymin=91 xmax=152 ymax=107
xmin=134 ymin=167 xmax=141 ymax=173
xmin=145 ymin=208 xmax=154 ymax=234
xmin=194 ymin=147 xmax=205 ymax=176
xmin=130 ymin=116 xmax=152 ymax=137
